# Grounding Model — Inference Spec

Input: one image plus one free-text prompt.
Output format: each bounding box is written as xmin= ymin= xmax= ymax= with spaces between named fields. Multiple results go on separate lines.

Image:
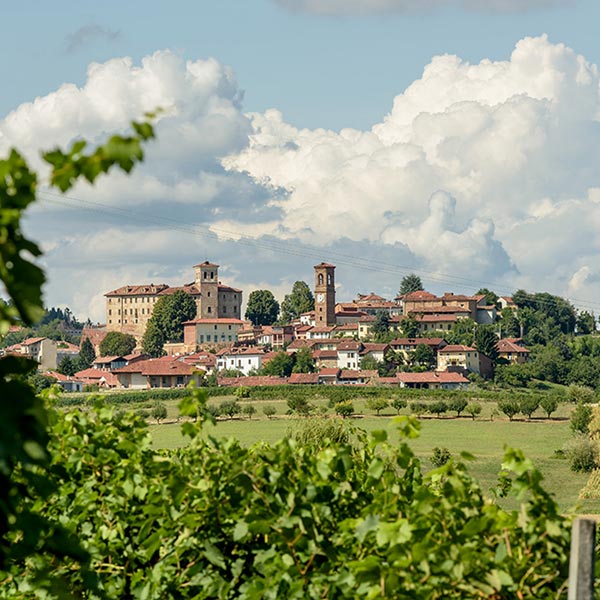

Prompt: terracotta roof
xmin=376 ymin=376 xmax=402 ymax=385
xmin=113 ymin=356 xmax=195 ymax=376
xmin=390 ymin=338 xmax=446 ymax=347
xmin=123 ymin=352 xmax=148 ymax=362
xmin=415 ymin=314 xmax=458 ymax=323
xmin=157 ymin=284 xmax=200 ymax=296
xmin=318 ymin=368 xmax=341 ymax=377
xmin=334 ymin=323 xmax=359 ymax=331
xmin=442 ymin=293 xmax=479 ymax=301
xmin=218 ymin=376 xmax=288 ymax=387
xmin=310 ymin=326 xmax=334 ymax=333
xmin=194 ymin=261 xmax=219 ymax=267
xmin=439 ymin=345 xmax=476 ymax=353
xmin=397 ymin=371 xmax=470 ymax=384
xmin=413 ymin=306 xmax=470 ymax=314
xmin=338 ymin=341 xmax=362 ymax=351
xmin=497 ymin=340 xmax=530 ymax=354
xmin=360 ymin=343 xmax=390 ymax=354
xmin=56 ymin=342 xmax=80 ymax=352
xmin=182 ymin=318 xmax=244 ymax=325
xmin=93 ymin=355 xmax=124 ymax=364
xmin=334 ymin=310 xmax=368 ymax=318
xmin=105 ymin=284 xmax=169 ymax=297
xmin=339 ymin=370 xmax=378 ymax=379
xmin=358 ymin=315 xmax=376 ymax=322
xmin=313 ymin=349 xmax=338 ymax=359
xmin=21 ymin=337 xmax=47 ymax=346
xmin=314 ymin=262 xmax=336 ymax=268
xmin=288 ymin=373 xmax=319 ymax=384
xmin=402 ymin=290 xmax=437 ymax=301
xmin=74 ymin=368 xmax=119 ymax=386
xmin=356 ymin=293 xmax=387 ymax=302
xmin=218 ymin=284 xmax=243 ymax=293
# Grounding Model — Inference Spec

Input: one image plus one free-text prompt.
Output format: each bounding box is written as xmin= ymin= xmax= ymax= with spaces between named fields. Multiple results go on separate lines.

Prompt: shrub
xmin=335 ymin=400 xmax=354 ymax=418
xmin=390 ymin=397 xmax=407 ymax=414
xmin=366 ymin=397 xmax=389 ymax=416
xmin=291 ymin=417 xmax=351 ymax=450
xmin=540 ymin=395 xmax=559 ymax=419
xmin=242 ymin=404 xmax=257 ymax=419
xmin=287 ymin=396 xmax=314 ymax=416
xmin=151 ymin=401 xmax=168 ymax=423
xmin=519 ymin=396 xmax=540 ymax=420
xmin=410 ymin=401 xmax=427 ymax=416
xmin=466 ymin=402 xmax=482 ymax=420
xmin=235 ymin=386 xmax=251 ymax=399
xmin=567 ymin=384 xmax=596 ymax=404
xmin=429 ymin=401 xmax=448 ymax=419
xmin=571 ymin=401 xmax=593 ymax=435
xmin=263 ymin=405 xmax=277 ymax=419
xmin=564 ymin=437 xmax=597 ymax=473
xmin=498 ymin=398 xmax=520 ymax=421
xmin=431 ymin=447 xmax=451 ymax=467
xmin=219 ymin=399 xmax=241 ymax=419
xmin=448 ymin=397 xmax=468 ymax=417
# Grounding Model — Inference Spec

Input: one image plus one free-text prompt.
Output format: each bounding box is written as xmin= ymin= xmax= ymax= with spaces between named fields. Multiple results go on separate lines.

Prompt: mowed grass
xmin=148 ymin=396 xmax=600 ymax=514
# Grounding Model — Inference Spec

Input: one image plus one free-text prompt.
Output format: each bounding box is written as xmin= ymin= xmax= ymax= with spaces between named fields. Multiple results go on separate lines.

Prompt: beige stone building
xmin=105 ymin=261 xmax=242 ymax=339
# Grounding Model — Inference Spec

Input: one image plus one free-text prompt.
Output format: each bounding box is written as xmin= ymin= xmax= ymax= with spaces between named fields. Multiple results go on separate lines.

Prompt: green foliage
xmin=566 ymin=384 xmax=596 ymax=404
xmin=151 ymin=401 xmax=167 ymax=422
xmin=499 ymin=307 xmax=521 ymax=339
xmin=564 ymin=437 xmax=597 ymax=473
xmin=519 ymin=396 xmax=540 ymax=420
xmin=400 ymin=313 xmax=420 ymax=338
xmin=234 ymin=386 xmax=251 ymax=399
xmin=390 ymin=396 xmax=407 ymax=414
xmin=28 ymin=372 xmax=57 ymax=393
xmin=576 ymin=310 xmax=596 ymax=334
xmin=57 ymin=354 xmax=77 ymax=376
xmin=410 ymin=343 xmax=436 ymax=369
xmin=280 ymin=281 xmax=314 ymax=324
xmin=261 ymin=351 xmax=294 ymax=377
xmin=142 ymin=290 xmax=196 ymax=357
xmin=466 ymin=402 xmax=482 ymax=420
xmin=262 ymin=405 xmax=277 ymax=419
xmin=0 ymin=118 xmax=154 ymax=583
xmin=334 ymin=400 xmax=354 ymax=418
xmin=399 ymin=273 xmax=423 ymax=295
xmin=219 ymin=399 xmax=242 ymax=419
xmin=245 ymin=289 xmax=280 ymax=326
xmin=474 ymin=325 xmax=499 ymax=363
xmin=291 ymin=346 xmax=315 ymax=373
xmin=242 ymin=404 xmax=257 ymax=419
xmin=290 ymin=417 xmax=351 ymax=450
xmin=99 ymin=330 xmax=137 ymax=357
xmin=539 ymin=395 xmax=559 ymax=419
xmin=476 ymin=288 xmax=499 ymax=307
xmin=446 ymin=318 xmax=476 ymax=346
xmin=448 ymin=397 xmax=468 ymax=417
xmin=429 ymin=400 xmax=448 ymax=418
xmin=370 ymin=311 xmax=391 ymax=340
xmin=287 ymin=396 xmax=313 ymax=416
xmin=366 ymin=397 xmax=389 ymax=416
xmin=410 ymin=401 xmax=427 ymax=416
xmin=498 ymin=398 xmax=520 ymax=421
xmin=78 ymin=336 xmax=96 ymax=370
xmin=431 ymin=446 xmax=451 ymax=467
xmin=4 ymin=404 xmax=574 ymax=598
xmin=494 ymin=362 xmax=532 ymax=387
xmin=571 ymin=401 xmax=593 ymax=435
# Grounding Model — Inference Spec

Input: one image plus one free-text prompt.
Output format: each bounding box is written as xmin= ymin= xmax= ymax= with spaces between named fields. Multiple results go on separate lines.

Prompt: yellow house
xmin=437 ymin=345 xmax=480 ymax=374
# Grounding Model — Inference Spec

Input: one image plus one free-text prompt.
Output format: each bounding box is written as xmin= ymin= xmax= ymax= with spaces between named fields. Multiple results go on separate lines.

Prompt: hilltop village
xmin=1 ymin=260 xmax=540 ymax=393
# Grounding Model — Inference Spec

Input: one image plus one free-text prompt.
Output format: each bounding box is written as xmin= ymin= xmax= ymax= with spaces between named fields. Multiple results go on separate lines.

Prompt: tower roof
xmin=194 ymin=261 xmax=219 ymax=268
xmin=314 ymin=262 xmax=336 ymax=269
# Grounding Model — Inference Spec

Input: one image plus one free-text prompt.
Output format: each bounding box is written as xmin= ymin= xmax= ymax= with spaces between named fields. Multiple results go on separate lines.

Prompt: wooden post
xmin=568 ymin=518 xmax=596 ymax=600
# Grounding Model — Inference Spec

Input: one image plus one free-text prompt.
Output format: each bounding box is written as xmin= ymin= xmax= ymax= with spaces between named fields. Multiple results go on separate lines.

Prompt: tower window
xmin=208 ymin=306 xmax=212 ymax=313
xmin=210 ymin=271 xmax=214 ymax=279
xmin=327 ymin=274 xmax=332 ymax=285
xmin=318 ymin=274 xmax=324 ymax=285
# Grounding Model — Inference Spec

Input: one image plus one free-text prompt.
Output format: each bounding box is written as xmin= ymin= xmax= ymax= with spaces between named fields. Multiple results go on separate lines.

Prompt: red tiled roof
xmin=57 ymin=342 xmax=80 ymax=352
xmin=105 ymin=284 xmax=169 ymax=297
xmin=361 ymin=343 xmax=390 ymax=352
xmin=334 ymin=323 xmax=359 ymax=331
xmin=288 ymin=373 xmax=319 ymax=384
xmin=402 ymin=290 xmax=437 ymax=301
xmin=318 ymin=368 xmax=341 ymax=377
xmin=497 ymin=340 xmax=530 ymax=354
xmin=413 ymin=306 xmax=470 ymax=314
xmin=182 ymin=318 xmax=244 ymax=325
xmin=397 ymin=371 xmax=470 ymax=384
xmin=339 ymin=370 xmax=378 ymax=379
xmin=194 ymin=261 xmax=219 ymax=267
xmin=338 ymin=341 xmax=362 ymax=351
xmin=113 ymin=356 xmax=195 ymax=376
xmin=21 ymin=337 xmax=46 ymax=346
xmin=218 ymin=284 xmax=243 ymax=293
xmin=415 ymin=314 xmax=458 ymax=323
xmin=74 ymin=368 xmax=119 ymax=386
xmin=313 ymin=349 xmax=338 ymax=359
xmin=93 ymin=355 xmax=123 ymax=364
xmin=218 ymin=376 xmax=288 ymax=387
xmin=123 ymin=352 xmax=148 ymax=362
xmin=390 ymin=338 xmax=446 ymax=347
xmin=439 ymin=345 xmax=476 ymax=353
xmin=157 ymin=284 xmax=200 ymax=296
xmin=314 ymin=262 xmax=336 ymax=268
xmin=310 ymin=326 xmax=334 ymax=333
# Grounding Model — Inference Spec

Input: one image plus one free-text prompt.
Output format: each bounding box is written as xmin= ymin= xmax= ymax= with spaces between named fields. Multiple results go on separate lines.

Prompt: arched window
xmin=318 ymin=273 xmax=324 ymax=285
xmin=327 ymin=274 xmax=332 ymax=285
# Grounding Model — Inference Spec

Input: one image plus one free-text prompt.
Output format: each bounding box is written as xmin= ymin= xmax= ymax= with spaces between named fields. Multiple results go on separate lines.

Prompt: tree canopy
xmin=78 ymin=337 xmax=96 ymax=370
xmin=399 ymin=273 xmax=423 ymax=296
xmin=142 ymin=290 xmax=196 ymax=357
xmin=99 ymin=331 xmax=137 ymax=357
xmin=280 ymin=281 xmax=314 ymax=324
xmin=245 ymin=289 xmax=279 ymax=326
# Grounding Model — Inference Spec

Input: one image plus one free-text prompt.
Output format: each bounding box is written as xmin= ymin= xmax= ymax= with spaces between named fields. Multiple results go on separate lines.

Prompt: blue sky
xmin=2 ymin=0 xmax=600 ymax=320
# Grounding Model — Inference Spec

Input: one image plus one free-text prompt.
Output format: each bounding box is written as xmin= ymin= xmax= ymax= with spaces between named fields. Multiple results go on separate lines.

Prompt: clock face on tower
xmin=317 ymin=293 xmax=324 ymax=302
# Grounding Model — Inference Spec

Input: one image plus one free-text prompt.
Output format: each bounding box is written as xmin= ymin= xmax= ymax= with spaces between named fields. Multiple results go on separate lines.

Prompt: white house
xmin=216 ymin=347 xmax=266 ymax=375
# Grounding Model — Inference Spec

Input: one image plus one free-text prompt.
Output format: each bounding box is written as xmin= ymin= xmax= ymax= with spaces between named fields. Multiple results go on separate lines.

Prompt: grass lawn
xmin=148 ymin=397 xmax=600 ymax=514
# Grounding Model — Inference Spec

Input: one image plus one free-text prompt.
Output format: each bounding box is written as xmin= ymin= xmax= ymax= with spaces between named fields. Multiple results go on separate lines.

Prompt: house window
xmin=223 ymin=306 xmax=227 ymax=313
xmin=228 ymin=325 xmax=232 ymax=330
xmin=210 ymin=271 xmax=214 ymax=279
xmin=204 ymin=272 xmax=208 ymax=279
xmin=108 ymin=309 xmax=112 ymax=316
xmin=208 ymin=306 xmax=212 ymax=314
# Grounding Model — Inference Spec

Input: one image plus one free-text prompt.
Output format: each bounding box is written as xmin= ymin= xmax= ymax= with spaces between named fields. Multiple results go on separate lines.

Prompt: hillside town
xmin=1 ymin=260 xmax=537 ymax=393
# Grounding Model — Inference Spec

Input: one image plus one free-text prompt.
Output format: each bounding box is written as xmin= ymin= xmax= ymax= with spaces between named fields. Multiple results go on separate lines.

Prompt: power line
xmin=38 ymin=189 xmax=600 ymax=314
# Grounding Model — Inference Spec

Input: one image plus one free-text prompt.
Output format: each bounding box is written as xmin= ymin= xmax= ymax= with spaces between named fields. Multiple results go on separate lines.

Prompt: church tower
xmin=314 ymin=262 xmax=336 ymax=326
xmin=194 ymin=261 xmax=219 ymax=318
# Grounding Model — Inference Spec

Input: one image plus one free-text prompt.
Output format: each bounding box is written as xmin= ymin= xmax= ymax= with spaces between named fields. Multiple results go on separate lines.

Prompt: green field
xmin=146 ymin=396 xmax=600 ymax=514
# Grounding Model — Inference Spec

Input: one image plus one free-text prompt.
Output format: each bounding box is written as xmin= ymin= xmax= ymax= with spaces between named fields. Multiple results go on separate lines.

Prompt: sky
xmin=2 ymin=0 xmax=600 ymax=322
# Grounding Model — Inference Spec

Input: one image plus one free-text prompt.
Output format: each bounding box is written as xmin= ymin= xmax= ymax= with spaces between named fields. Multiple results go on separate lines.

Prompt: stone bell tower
xmin=314 ymin=262 xmax=336 ymax=327
xmin=194 ymin=261 xmax=219 ymax=318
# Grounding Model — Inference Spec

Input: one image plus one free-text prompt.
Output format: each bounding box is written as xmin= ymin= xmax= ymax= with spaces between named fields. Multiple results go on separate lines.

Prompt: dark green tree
xmin=400 ymin=314 xmax=420 ymax=338
xmin=476 ymin=288 xmax=499 ymax=307
xmin=280 ymin=281 xmax=314 ymax=324
xmin=571 ymin=401 xmax=592 ymax=435
xmin=57 ymin=355 xmax=77 ymax=376
xmin=499 ymin=308 xmax=521 ymax=339
xmin=576 ymin=311 xmax=596 ymax=335
xmin=370 ymin=311 xmax=391 ymax=340
xmin=292 ymin=347 xmax=315 ymax=373
xmin=142 ymin=290 xmax=196 ymax=357
xmin=474 ymin=326 xmax=499 ymax=363
xmin=411 ymin=344 xmax=436 ymax=369
xmin=261 ymin=351 xmax=294 ymax=377
xmin=399 ymin=273 xmax=423 ymax=296
xmin=245 ymin=289 xmax=280 ymax=326
xmin=498 ymin=398 xmax=520 ymax=421
xmin=99 ymin=331 xmax=137 ymax=357
xmin=77 ymin=337 xmax=96 ymax=370
xmin=446 ymin=318 xmax=476 ymax=346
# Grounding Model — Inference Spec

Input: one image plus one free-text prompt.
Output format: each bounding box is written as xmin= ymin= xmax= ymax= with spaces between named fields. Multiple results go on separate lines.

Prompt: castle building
xmin=105 ymin=261 xmax=242 ymax=339
xmin=314 ymin=262 xmax=336 ymax=327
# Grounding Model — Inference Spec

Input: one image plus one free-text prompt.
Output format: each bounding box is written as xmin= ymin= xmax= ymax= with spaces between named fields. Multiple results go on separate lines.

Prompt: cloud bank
xmin=2 ymin=35 xmax=600 ymax=321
